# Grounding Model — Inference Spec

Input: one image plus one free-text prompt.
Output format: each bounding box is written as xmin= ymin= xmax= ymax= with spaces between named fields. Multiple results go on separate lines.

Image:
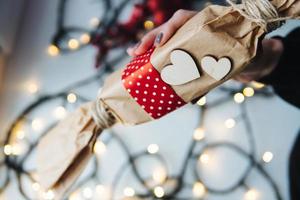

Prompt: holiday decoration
xmin=36 ymin=0 xmax=300 ymax=199
xmin=201 ymin=56 xmax=231 ymax=81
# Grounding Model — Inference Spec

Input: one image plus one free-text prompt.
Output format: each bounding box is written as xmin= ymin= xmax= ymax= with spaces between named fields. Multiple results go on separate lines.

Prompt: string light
xmin=47 ymin=44 xmax=60 ymax=56
xmin=153 ymin=186 xmax=165 ymax=198
xmin=152 ymin=167 xmax=167 ymax=184
xmin=68 ymin=39 xmax=80 ymax=50
xmin=32 ymin=182 xmax=40 ymax=191
xmin=193 ymin=127 xmax=205 ymax=141
xmin=262 ymin=151 xmax=274 ymax=163
xmin=53 ymin=106 xmax=67 ymax=120
xmin=199 ymin=153 xmax=210 ymax=164
xmin=234 ymin=92 xmax=245 ymax=103
xmin=42 ymin=190 xmax=55 ymax=200
xmin=82 ymin=187 xmax=93 ymax=199
xmin=193 ymin=181 xmax=206 ymax=198
xmin=225 ymin=118 xmax=236 ymax=129
xmin=3 ymin=144 xmax=12 ymax=155
xmin=31 ymin=118 xmax=44 ymax=131
xmin=90 ymin=17 xmax=100 ymax=27
xmin=26 ymin=82 xmax=39 ymax=94
xmin=196 ymin=96 xmax=206 ymax=106
xmin=67 ymin=93 xmax=77 ymax=103
xmin=80 ymin=33 xmax=91 ymax=44
xmin=243 ymin=87 xmax=255 ymax=97
xmin=93 ymin=140 xmax=106 ymax=155
xmin=123 ymin=187 xmax=135 ymax=197
xmin=144 ymin=20 xmax=155 ymax=30
xmin=244 ymin=189 xmax=259 ymax=200
xmin=147 ymin=144 xmax=159 ymax=154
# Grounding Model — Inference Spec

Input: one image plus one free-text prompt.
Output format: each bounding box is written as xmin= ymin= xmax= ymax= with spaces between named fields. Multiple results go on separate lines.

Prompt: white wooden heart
xmin=161 ymin=50 xmax=200 ymax=85
xmin=201 ymin=56 xmax=231 ymax=81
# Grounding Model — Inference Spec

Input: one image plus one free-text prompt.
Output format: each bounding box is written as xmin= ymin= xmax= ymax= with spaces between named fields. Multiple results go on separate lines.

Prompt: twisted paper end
xmin=90 ymin=98 xmax=116 ymax=132
xmin=227 ymin=0 xmax=299 ymax=32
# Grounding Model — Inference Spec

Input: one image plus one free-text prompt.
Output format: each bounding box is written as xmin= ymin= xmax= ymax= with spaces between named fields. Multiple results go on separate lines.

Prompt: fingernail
xmin=134 ymin=41 xmax=141 ymax=49
xmin=154 ymin=32 xmax=163 ymax=46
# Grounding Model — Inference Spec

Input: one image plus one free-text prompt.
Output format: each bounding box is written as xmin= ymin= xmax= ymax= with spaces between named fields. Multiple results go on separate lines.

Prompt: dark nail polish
xmin=155 ymin=32 xmax=163 ymax=45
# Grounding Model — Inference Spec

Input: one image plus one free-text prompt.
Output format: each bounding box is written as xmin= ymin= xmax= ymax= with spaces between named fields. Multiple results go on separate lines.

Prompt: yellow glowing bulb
xmin=144 ymin=20 xmax=155 ymax=30
xmin=243 ymin=87 xmax=255 ymax=97
xmin=80 ymin=33 xmax=91 ymax=44
xmin=199 ymin=153 xmax=210 ymax=164
xmin=152 ymin=167 xmax=167 ymax=184
xmin=262 ymin=151 xmax=273 ymax=163
xmin=68 ymin=39 xmax=80 ymax=50
xmin=67 ymin=93 xmax=77 ymax=103
xmin=47 ymin=45 xmax=59 ymax=56
xmin=11 ymin=143 xmax=25 ymax=155
xmin=193 ymin=181 xmax=206 ymax=198
xmin=197 ymin=96 xmax=206 ymax=106
xmin=31 ymin=118 xmax=44 ymax=131
xmin=69 ymin=191 xmax=81 ymax=200
xmin=32 ymin=182 xmax=40 ymax=191
xmin=225 ymin=118 xmax=236 ymax=129
xmin=90 ymin=17 xmax=100 ymax=27
xmin=26 ymin=82 xmax=39 ymax=94
xmin=244 ymin=189 xmax=259 ymax=200
xmin=4 ymin=144 xmax=12 ymax=155
xmin=123 ymin=187 xmax=135 ymax=197
xmin=251 ymin=81 xmax=265 ymax=89
xmin=53 ymin=106 xmax=67 ymax=120
xmin=93 ymin=140 xmax=106 ymax=155
xmin=154 ymin=186 xmax=165 ymax=198
xmin=147 ymin=144 xmax=159 ymax=154
xmin=82 ymin=187 xmax=93 ymax=199
xmin=43 ymin=190 xmax=55 ymax=200
xmin=16 ymin=130 xmax=25 ymax=139
xmin=193 ymin=128 xmax=205 ymax=141
xmin=234 ymin=92 xmax=245 ymax=103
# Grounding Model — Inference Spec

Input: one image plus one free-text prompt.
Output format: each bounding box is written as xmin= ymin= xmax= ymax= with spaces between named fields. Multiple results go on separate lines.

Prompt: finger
xmin=133 ymin=27 xmax=161 ymax=55
xmin=126 ymin=42 xmax=141 ymax=56
xmin=155 ymin=10 xmax=197 ymax=47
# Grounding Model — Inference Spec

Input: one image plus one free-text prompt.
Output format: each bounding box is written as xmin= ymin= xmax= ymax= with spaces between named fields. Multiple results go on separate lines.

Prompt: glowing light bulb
xmin=193 ymin=128 xmax=205 ymax=141
xmin=67 ymin=93 xmax=77 ymax=103
xmin=90 ymin=17 xmax=100 ymax=27
xmin=197 ymin=96 xmax=206 ymax=106
xmin=251 ymin=81 xmax=265 ymax=89
xmin=147 ymin=144 xmax=159 ymax=154
xmin=69 ymin=191 xmax=81 ymax=200
xmin=243 ymin=87 xmax=255 ymax=97
xmin=193 ymin=181 xmax=206 ymax=198
xmin=68 ymin=39 xmax=79 ymax=50
xmin=53 ymin=106 xmax=67 ymax=120
xmin=32 ymin=182 xmax=40 ymax=191
xmin=152 ymin=167 xmax=167 ymax=184
xmin=123 ymin=187 xmax=135 ymax=197
xmin=262 ymin=151 xmax=273 ymax=163
xmin=4 ymin=144 xmax=12 ymax=155
xmin=225 ymin=118 xmax=236 ymax=129
xmin=80 ymin=33 xmax=91 ymax=44
xmin=144 ymin=20 xmax=155 ymax=30
xmin=234 ymin=92 xmax=245 ymax=103
xmin=43 ymin=190 xmax=55 ymax=200
xmin=199 ymin=153 xmax=210 ymax=164
xmin=11 ymin=142 xmax=25 ymax=155
xmin=31 ymin=118 xmax=44 ymax=131
xmin=47 ymin=45 xmax=59 ymax=56
xmin=154 ymin=186 xmax=164 ymax=198
xmin=244 ymin=189 xmax=259 ymax=200
xmin=26 ymin=82 xmax=39 ymax=94
xmin=93 ymin=140 xmax=106 ymax=155
xmin=82 ymin=187 xmax=93 ymax=199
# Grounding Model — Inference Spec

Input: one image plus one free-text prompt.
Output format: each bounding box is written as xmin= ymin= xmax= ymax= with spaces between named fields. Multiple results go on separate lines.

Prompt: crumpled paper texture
xmin=37 ymin=1 xmax=300 ymax=199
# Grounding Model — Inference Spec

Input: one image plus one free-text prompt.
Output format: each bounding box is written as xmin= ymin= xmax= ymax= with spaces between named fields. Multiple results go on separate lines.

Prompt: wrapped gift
xmin=37 ymin=0 xmax=300 ymax=198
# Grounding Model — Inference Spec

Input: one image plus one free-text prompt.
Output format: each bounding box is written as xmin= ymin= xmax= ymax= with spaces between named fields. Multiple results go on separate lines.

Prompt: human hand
xmin=127 ymin=9 xmax=284 ymax=83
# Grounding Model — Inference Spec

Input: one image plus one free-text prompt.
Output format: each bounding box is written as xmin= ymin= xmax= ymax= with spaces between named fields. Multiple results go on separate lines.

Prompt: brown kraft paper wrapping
xmin=36 ymin=1 xmax=300 ymax=199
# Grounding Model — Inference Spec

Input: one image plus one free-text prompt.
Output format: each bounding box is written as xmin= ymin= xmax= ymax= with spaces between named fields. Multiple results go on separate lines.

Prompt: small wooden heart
xmin=161 ymin=50 xmax=200 ymax=85
xmin=201 ymin=56 xmax=231 ymax=81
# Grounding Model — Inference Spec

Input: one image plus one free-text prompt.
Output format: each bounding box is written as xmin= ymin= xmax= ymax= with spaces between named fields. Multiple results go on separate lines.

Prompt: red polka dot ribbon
xmin=122 ymin=47 xmax=186 ymax=119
